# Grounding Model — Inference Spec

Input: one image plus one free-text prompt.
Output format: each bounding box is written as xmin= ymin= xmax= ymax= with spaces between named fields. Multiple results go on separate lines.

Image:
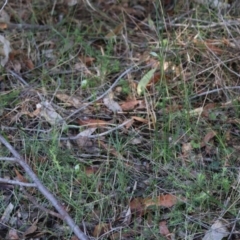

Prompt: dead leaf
xmin=201 ymin=131 xmax=216 ymax=147
xmin=23 ymin=220 xmax=38 ymax=236
xmin=78 ymin=55 xmax=95 ymax=66
xmin=132 ymin=116 xmax=149 ymax=124
xmin=121 ymin=100 xmax=144 ymax=111
xmin=103 ymin=93 xmax=122 ymax=112
xmin=1 ymin=202 xmax=14 ymax=224
xmin=7 ymin=229 xmax=19 ymax=240
xmin=0 ymin=10 xmax=10 ymax=23
xmin=182 ymin=143 xmax=192 ymax=156
xmin=85 ymin=166 xmax=99 ymax=176
xmin=78 ymin=118 xmax=111 ymax=128
xmin=14 ymin=168 xmax=28 ymax=183
xmin=66 ymin=0 xmax=78 ymax=6
xmin=129 ymin=198 xmax=145 ymax=216
xmin=203 ymin=220 xmax=229 ymax=240
xmin=36 ymin=101 xmax=67 ymax=127
xmin=56 ymin=93 xmax=82 ymax=108
xmin=146 ymin=72 xmax=161 ymax=89
xmin=105 ymin=23 xmax=124 ymax=38
xmin=93 ymin=223 xmax=110 ymax=237
xmin=76 ymin=128 xmax=97 ymax=148
xmin=143 ymin=194 xmax=178 ymax=208
xmin=0 ymin=34 xmax=11 ymax=67
xmin=0 ymin=22 xmax=7 ymax=30
xmin=159 ymin=221 xmax=171 ymax=239
xmin=202 ymin=103 xmax=217 ymax=117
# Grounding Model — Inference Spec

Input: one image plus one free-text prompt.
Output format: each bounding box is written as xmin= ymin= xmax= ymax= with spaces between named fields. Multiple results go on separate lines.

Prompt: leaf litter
xmin=0 ymin=0 xmax=240 ymax=239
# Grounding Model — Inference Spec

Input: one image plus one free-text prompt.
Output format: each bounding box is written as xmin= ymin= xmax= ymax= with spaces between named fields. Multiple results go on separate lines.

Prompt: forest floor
xmin=0 ymin=0 xmax=240 ymax=239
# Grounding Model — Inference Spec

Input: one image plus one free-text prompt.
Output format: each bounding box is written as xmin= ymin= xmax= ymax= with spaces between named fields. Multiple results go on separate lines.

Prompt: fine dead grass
xmin=1 ymin=0 xmax=240 ymax=239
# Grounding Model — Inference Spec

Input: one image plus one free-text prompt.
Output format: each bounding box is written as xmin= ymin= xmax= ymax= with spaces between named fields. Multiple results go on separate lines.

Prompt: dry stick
xmin=60 ymin=119 xmax=132 ymax=141
xmin=0 ymin=134 xmax=89 ymax=240
xmin=0 ymin=157 xmax=16 ymax=161
xmin=189 ymin=86 xmax=240 ymax=100
xmin=0 ymin=178 xmax=37 ymax=187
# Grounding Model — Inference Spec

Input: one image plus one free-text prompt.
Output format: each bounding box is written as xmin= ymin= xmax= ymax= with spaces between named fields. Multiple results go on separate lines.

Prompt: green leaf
xmin=137 ymin=68 xmax=157 ymax=95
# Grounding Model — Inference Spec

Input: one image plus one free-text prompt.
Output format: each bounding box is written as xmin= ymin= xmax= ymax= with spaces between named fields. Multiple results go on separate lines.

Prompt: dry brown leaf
xmin=132 ymin=116 xmax=149 ymax=124
xmin=0 ymin=22 xmax=7 ymax=30
xmin=23 ymin=220 xmax=38 ymax=236
xmin=193 ymin=39 xmax=223 ymax=55
xmin=85 ymin=166 xmax=99 ymax=176
xmin=143 ymin=194 xmax=178 ymax=208
xmin=56 ymin=93 xmax=82 ymax=108
xmin=121 ymin=100 xmax=142 ymax=111
xmin=129 ymin=198 xmax=145 ymax=216
xmin=202 ymin=103 xmax=217 ymax=117
xmin=146 ymin=72 xmax=161 ymax=89
xmin=159 ymin=221 xmax=171 ymax=239
xmin=14 ymin=168 xmax=28 ymax=183
xmin=78 ymin=118 xmax=111 ymax=128
xmin=105 ymin=23 xmax=124 ymax=38
xmin=93 ymin=223 xmax=110 ymax=238
xmin=182 ymin=142 xmax=192 ymax=156
xmin=78 ymin=55 xmax=95 ymax=66
xmin=201 ymin=130 xmax=216 ymax=147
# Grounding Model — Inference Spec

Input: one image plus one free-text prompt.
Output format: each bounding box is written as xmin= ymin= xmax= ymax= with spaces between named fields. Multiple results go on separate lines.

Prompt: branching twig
xmin=0 ymin=178 xmax=36 ymax=187
xmin=0 ymin=134 xmax=89 ymax=240
xmin=60 ymin=119 xmax=132 ymax=141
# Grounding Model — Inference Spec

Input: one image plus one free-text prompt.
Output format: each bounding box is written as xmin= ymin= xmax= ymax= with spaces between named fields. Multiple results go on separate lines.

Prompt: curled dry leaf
xmin=132 ymin=116 xmax=149 ymax=124
xmin=121 ymin=100 xmax=145 ymax=111
xmin=78 ymin=118 xmax=111 ymax=128
xmin=201 ymin=130 xmax=217 ymax=148
xmin=56 ymin=93 xmax=82 ymax=108
xmin=0 ymin=34 xmax=11 ymax=67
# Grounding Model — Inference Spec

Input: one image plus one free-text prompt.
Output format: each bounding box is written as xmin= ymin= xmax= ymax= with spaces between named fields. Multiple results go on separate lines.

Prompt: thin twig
xmin=60 ymin=119 xmax=132 ymax=141
xmin=0 ymin=134 xmax=89 ymax=240
xmin=189 ymin=86 xmax=240 ymax=100
xmin=6 ymin=22 xmax=52 ymax=30
xmin=0 ymin=178 xmax=36 ymax=187
xmin=0 ymin=157 xmax=17 ymax=161
xmin=0 ymin=0 xmax=8 ymax=12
